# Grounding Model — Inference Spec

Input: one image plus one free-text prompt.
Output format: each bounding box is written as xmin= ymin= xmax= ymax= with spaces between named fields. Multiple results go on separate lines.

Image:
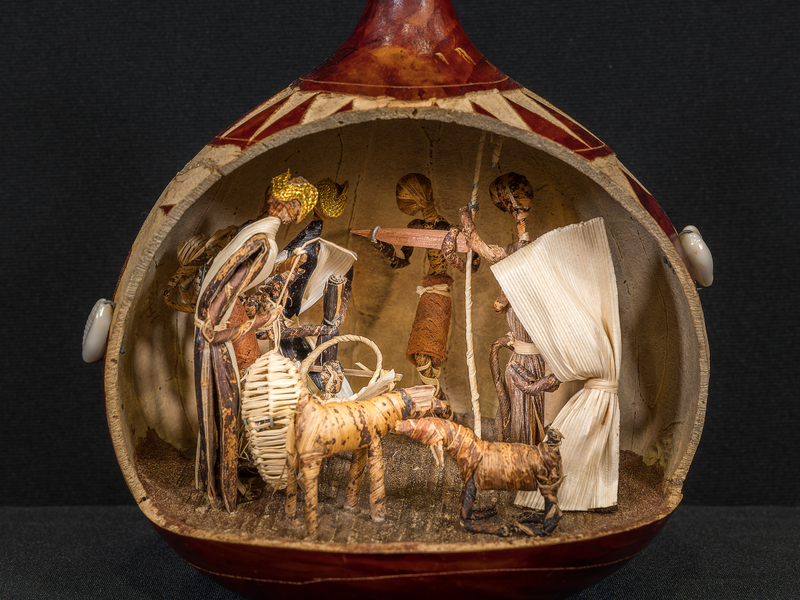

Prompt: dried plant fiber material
xmin=198 ymin=217 xmax=281 ymax=323
xmin=286 ymin=385 xmax=438 ymax=539
xmin=241 ymin=351 xmax=304 ymax=488
xmin=227 ymin=298 xmax=259 ymax=375
xmin=396 ymin=417 xmax=562 ymax=494
xmin=405 ymin=273 xmax=453 ymax=368
xmin=194 ymin=216 xmax=282 ymax=512
xmin=292 ymin=238 xmax=357 ymax=316
xmin=490 ymin=218 xmax=621 ymax=511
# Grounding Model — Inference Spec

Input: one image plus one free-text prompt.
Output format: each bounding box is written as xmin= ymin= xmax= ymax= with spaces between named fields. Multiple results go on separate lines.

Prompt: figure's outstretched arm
xmin=371 ymin=237 xmax=411 ymax=270
xmin=459 ymin=206 xmax=508 ymax=264
xmin=441 ymin=227 xmax=480 ymax=274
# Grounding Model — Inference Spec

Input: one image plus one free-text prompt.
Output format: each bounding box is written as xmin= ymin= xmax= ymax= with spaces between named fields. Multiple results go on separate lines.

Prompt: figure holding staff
xmin=369 ymin=173 xmax=455 ymax=412
xmin=443 ymin=172 xmax=560 ymax=446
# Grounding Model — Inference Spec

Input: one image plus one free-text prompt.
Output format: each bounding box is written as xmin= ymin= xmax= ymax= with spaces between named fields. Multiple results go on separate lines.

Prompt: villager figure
xmin=444 ymin=172 xmax=560 ymax=445
xmin=192 ymin=170 xmax=319 ymax=512
xmin=491 ymin=217 xmax=623 ymax=512
xmin=370 ymin=173 xmax=456 ymax=415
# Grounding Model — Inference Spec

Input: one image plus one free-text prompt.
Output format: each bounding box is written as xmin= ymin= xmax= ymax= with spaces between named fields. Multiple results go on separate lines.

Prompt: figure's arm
xmin=371 ymin=237 xmax=411 ymax=269
xmin=399 ymin=245 xmax=415 ymax=263
xmin=459 ymin=206 xmax=508 ymax=264
xmin=508 ymin=362 xmax=561 ymax=395
xmin=493 ymin=292 xmax=509 ymax=313
xmin=490 ymin=337 xmax=514 ymax=442
xmin=441 ymin=227 xmax=481 ymax=274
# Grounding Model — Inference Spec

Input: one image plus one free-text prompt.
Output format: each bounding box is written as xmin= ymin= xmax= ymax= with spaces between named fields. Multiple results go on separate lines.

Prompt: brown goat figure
xmin=285 ymin=385 xmax=445 ymax=539
xmin=394 ymin=418 xmax=565 ymax=536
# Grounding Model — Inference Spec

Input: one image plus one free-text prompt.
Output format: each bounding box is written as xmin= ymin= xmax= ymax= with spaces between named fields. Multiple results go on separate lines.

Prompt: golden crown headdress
xmin=315 ymin=178 xmax=349 ymax=219
xmin=270 ymin=171 xmax=318 ymax=221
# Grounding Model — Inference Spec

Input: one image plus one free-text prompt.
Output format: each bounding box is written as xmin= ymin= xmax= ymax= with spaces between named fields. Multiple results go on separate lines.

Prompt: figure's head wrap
xmin=315 ymin=178 xmax=348 ymax=219
xmin=490 ymin=172 xmax=534 ymax=213
xmin=266 ymin=170 xmax=318 ymax=221
xmin=396 ymin=173 xmax=434 ymax=216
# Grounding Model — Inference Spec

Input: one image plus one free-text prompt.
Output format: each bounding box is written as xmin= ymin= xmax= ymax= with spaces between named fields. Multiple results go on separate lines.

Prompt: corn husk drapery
xmin=490 ymin=217 xmax=621 ymax=511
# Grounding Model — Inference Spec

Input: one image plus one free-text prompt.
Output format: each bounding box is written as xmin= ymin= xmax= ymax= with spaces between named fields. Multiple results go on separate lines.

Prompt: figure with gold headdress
xmin=369 ymin=173 xmax=456 ymax=414
xmin=242 ymin=177 xmax=355 ymax=395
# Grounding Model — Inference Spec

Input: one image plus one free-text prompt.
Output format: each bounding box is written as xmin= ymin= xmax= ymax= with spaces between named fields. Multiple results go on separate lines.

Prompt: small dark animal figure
xmin=394 ymin=418 xmax=565 ymax=536
xmin=285 ymin=385 xmax=446 ymax=539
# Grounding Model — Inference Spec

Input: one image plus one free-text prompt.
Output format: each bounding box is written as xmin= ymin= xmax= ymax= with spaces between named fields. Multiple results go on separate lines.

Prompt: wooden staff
xmin=463 ymin=130 xmax=486 ymax=439
xmin=317 ymin=271 xmax=352 ymax=370
xmin=352 ymin=227 xmax=470 ymax=252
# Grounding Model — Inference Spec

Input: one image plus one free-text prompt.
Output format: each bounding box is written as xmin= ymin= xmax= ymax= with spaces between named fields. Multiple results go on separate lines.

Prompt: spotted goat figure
xmin=395 ymin=418 xmax=565 ymax=536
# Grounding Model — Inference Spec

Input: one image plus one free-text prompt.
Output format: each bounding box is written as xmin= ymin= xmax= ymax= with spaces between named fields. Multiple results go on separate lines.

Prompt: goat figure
xmin=285 ymin=385 xmax=444 ymax=539
xmin=395 ymin=418 xmax=565 ymax=536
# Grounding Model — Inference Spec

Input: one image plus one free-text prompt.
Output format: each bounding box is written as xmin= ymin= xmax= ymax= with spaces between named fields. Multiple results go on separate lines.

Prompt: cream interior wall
xmin=122 ymin=117 xmax=699 ymax=482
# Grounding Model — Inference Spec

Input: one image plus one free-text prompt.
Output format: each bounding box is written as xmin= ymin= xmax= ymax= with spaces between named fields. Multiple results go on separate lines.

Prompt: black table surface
xmin=2 ymin=505 xmax=797 ymax=599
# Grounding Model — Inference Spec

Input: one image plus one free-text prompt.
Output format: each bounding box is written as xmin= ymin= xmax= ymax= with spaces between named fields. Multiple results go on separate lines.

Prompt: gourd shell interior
xmin=104 ymin=104 xmax=708 ymax=536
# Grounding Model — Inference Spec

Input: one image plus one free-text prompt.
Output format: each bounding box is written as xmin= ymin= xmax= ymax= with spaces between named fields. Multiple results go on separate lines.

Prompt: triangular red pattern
xmin=506 ymin=99 xmax=590 ymax=154
xmin=531 ymin=98 xmax=613 ymax=159
xmin=470 ymin=101 xmax=499 ymax=119
xmin=251 ymin=95 xmax=317 ymax=145
xmin=209 ymin=97 xmax=290 ymax=149
xmin=576 ymin=146 xmax=614 ymax=160
xmin=335 ymin=100 xmax=354 ymax=114
xmin=622 ymin=172 xmax=675 ymax=237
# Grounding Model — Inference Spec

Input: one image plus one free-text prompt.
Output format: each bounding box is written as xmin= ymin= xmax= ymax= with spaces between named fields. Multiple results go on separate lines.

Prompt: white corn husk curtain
xmin=490 ymin=217 xmax=622 ymax=511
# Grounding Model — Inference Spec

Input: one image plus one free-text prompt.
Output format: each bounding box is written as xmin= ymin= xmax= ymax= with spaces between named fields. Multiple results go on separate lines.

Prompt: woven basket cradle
xmin=241 ymin=334 xmax=384 ymax=488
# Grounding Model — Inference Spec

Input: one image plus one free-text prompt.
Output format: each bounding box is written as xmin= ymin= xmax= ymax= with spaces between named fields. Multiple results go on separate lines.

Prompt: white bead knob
xmin=82 ymin=299 xmax=115 ymax=362
xmin=679 ymin=226 xmax=714 ymax=287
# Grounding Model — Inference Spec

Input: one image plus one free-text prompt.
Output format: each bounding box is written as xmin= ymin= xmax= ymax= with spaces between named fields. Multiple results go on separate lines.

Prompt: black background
xmin=3 ymin=0 xmax=797 ymax=513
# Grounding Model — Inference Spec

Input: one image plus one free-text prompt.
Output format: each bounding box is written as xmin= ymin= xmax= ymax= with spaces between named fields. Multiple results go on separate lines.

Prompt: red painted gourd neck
xmin=294 ymin=0 xmax=520 ymax=100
